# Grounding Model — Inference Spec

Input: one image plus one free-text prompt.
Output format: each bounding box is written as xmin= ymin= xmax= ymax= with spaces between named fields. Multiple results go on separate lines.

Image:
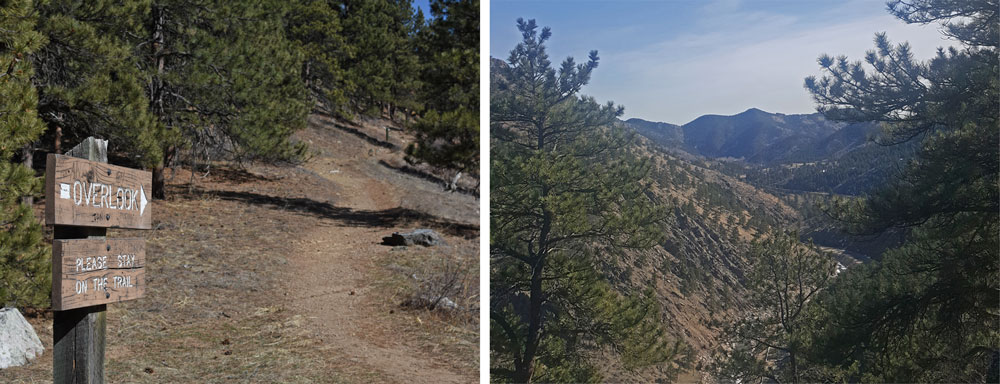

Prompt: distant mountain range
xmin=625 ymin=108 xmax=909 ymax=260
xmin=624 ymin=108 xmax=915 ymax=196
xmin=625 ymin=108 xmax=879 ymax=164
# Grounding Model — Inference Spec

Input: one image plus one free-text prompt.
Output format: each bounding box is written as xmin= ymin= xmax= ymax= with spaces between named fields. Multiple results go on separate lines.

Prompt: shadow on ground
xmin=377 ymin=160 xmax=478 ymax=197
xmin=204 ymin=189 xmax=478 ymax=238
xmin=311 ymin=109 xmax=399 ymax=150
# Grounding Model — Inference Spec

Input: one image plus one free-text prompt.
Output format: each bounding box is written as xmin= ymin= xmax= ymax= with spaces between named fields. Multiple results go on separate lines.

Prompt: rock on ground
xmin=382 ymin=229 xmax=445 ymax=247
xmin=0 ymin=307 xmax=44 ymax=369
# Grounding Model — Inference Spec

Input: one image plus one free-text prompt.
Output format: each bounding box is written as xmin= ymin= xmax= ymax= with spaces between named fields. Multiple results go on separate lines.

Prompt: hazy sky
xmin=490 ymin=0 xmax=955 ymax=125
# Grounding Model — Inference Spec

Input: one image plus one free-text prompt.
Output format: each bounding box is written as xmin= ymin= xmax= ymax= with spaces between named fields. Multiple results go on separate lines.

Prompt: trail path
xmin=280 ymin=114 xmax=479 ymax=383
xmin=0 ymin=113 xmax=477 ymax=384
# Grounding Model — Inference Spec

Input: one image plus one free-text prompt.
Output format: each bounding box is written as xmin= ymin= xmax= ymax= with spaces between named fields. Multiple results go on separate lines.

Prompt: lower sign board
xmin=52 ymin=238 xmax=145 ymax=311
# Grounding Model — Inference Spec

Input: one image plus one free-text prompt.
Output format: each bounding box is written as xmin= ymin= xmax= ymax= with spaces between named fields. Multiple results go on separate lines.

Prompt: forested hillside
xmin=626 ymin=108 xmax=917 ymax=258
xmin=712 ymin=1 xmax=997 ymax=382
xmin=490 ymin=21 xmax=824 ymax=382
xmin=596 ymin=132 xmax=817 ymax=381
xmin=2 ymin=1 xmax=480 ymax=382
xmin=492 ymin=1 xmax=997 ymax=382
xmin=626 ymin=109 xmax=915 ymax=196
xmin=1 ymin=0 xmax=478 ymax=309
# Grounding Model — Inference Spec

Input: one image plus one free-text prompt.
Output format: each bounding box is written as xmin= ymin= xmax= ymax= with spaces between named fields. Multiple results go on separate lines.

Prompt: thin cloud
xmin=592 ymin=13 xmax=950 ymax=124
xmin=490 ymin=1 xmax=955 ymax=124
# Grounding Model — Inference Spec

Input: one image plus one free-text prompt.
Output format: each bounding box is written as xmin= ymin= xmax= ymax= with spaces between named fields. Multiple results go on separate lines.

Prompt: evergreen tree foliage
xmin=801 ymin=0 xmax=999 ymax=381
xmin=406 ymin=0 xmax=479 ymax=177
xmin=32 ymin=0 xmax=308 ymax=199
xmin=712 ymin=232 xmax=834 ymax=383
xmin=142 ymin=0 xmax=309 ymax=197
xmin=33 ymin=0 xmax=165 ymax=167
xmin=0 ymin=0 xmax=50 ymax=308
xmin=490 ymin=19 xmax=684 ymax=383
xmin=0 ymin=0 xmax=475 ymax=310
xmin=287 ymin=0 xmax=350 ymax=110
xmin=198 ymin=1 xmax=310 ymax=163
xmin=340 ymin=0 xmax=422 ymax=118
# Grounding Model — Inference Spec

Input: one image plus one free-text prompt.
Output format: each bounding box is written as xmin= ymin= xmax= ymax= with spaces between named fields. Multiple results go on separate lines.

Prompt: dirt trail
xmin=280 ymin=115 xmax=478 ymax=383
xmin=0 ymin=113 xmax=477 ymax=383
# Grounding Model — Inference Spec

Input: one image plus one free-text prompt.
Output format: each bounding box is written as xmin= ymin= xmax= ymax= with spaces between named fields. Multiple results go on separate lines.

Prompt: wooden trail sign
xmin=45 ymin=153 xmax=152 ymax=229
xmin=46 ymin=137 xmax=154 ymax=384
xmin=51 ymin=238 xmax=145 ymax=311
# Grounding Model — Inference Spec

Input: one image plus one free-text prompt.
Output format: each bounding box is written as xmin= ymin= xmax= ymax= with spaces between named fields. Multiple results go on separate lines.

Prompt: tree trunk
xmin=21 ymin=142 xmax=34 ymax=206
xmin=789 ymin=353 xmax=798 ymax=384
xmin=150 ymin=5 xmax=165 ymax=117
xmin=150 ymin=5 xmax=167 ymax=200
xmin=515 ymin=209 xmax=551 ymax=384
xmin=987 ymin=349 xmax=999 ymax=383
xmin=303 ymin=61 xmax=311 ymax=90
xmin=448 ymin=171 xmax=462 ymax=192
xmin=513 ymin=258 xmax=544 ymax=383
xmin=152 ymin=163 xmax=166 ymax=200
xmin=152 ymin=147 xmax=174 ymax=200
xmin=53 ymin=126 xmax=62 ymax=154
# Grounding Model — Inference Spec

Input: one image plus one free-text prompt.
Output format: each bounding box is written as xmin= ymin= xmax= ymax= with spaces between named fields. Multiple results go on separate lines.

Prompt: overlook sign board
xmin=51 ymin=238 xmax=146 ymax=311
xmin=45 ymin=154 xmax=152 ymax=229
xmin=44 ymin=140 xmax=154 ymax=383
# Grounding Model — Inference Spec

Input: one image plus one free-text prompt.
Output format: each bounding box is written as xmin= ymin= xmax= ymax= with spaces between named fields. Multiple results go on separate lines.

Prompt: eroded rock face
xmin=382 ymin=229 xmax=445 ymax=247
xmin=0 ymin=307 xmax=44 ymax=369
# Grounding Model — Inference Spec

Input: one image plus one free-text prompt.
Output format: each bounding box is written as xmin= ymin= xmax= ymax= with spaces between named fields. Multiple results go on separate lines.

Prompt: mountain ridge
xmin=623 ymin=108 xmax=904 ymax=195
xmin=625 ymin=108 xmax=874 ymax=163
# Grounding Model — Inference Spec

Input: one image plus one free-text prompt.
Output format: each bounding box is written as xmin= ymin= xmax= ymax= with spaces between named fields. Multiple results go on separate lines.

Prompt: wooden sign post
xmin=45 ymin=138 xmax=152 ymax=384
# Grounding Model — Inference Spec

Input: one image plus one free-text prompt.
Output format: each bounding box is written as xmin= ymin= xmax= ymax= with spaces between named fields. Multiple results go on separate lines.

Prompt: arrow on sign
xmin=140 ymin=185 xmax=147 ymax=216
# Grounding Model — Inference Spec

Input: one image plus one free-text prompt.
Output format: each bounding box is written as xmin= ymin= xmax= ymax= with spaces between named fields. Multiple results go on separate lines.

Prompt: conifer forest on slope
xmin=490 ymin=1 xmax=997 ymax=382
xmin=2 ymin=1 xmax=479 ymax=382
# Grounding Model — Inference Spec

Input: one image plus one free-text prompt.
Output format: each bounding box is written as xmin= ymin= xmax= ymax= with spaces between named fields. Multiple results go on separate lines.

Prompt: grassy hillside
xmin=590 ymin=128 xmax=816 ymax=380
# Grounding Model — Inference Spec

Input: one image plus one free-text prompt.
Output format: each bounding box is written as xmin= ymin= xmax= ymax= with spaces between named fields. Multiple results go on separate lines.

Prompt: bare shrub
xmin=401 ymin=256 xmax=476 ymax=317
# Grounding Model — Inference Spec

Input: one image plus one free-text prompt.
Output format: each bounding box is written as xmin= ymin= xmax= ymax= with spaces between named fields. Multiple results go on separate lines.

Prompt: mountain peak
xmin=739 ymin=107 xmax=768 ymax=115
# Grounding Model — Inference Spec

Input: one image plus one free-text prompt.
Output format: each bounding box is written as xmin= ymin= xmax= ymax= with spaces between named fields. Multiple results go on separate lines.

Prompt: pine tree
xmin=407 ymin=0 xmax=479 ymax=184
xmin=0 ymin=0 xmax=51 ymax=308
xmin=202 ymin=1 xmax=310 ymax=163
xmin=33 ymin=0 xmax=165 ymax=169
xmin=287 ymin=0 xmax=350 ymax=111
xmin=144 ymin=0 xmax=309 ymax=198
xmin=802 ymin=0 xmax=999 ymax=381
xmin=340 ymin=0 xmax=422 ymax=118
xmin=491 ymin=19 xmax=684 ymax=383
xmin=712 ymin=232 xmax=834 ymax=383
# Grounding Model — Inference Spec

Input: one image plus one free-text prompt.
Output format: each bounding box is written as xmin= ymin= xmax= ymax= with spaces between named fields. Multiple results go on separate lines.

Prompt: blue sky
xmin=491 ymin=0 xmax=954 ymax=124
xmin=414 ymin=0 xmax=430 ymax=16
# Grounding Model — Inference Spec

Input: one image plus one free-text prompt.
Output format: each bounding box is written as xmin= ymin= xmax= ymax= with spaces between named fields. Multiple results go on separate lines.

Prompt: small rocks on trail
xmin=382 ymin=229 xmax=445 ymax=247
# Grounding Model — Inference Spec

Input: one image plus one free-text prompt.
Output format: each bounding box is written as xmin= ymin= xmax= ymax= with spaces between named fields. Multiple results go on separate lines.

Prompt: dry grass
xmin=1 ymin=163 xmax=477 ymax=383
xmin=3 ymin=110 xmax=479 ymax=383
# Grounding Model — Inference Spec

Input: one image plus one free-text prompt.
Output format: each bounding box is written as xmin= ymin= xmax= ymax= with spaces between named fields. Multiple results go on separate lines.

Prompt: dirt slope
xmin=280 ymin=114 xmax=479 ymax=383
xmin=1 ymin=114 xmax=479 ymax=383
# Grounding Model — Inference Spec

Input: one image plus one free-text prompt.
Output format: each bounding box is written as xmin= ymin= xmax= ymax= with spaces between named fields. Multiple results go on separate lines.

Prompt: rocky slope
xmin=595 ymin=129 xmax=808 ymax=380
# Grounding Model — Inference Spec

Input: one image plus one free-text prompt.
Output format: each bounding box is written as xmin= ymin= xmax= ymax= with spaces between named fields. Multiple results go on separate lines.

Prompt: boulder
xmin=0 ymin=307 xmax=44 ymax=369
xmin=382 ymin=229 xmax=445 ymax=247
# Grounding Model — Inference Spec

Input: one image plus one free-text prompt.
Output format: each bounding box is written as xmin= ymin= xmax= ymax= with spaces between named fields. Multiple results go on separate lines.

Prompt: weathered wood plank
xmin=51 ymin=238 xmax=145 ymax=311
xmin=45 ymin=154 xmax=152 ymax=229
xmin=52 ymin=138 xmax=114 ymax=384
xmin=53 ymin=305 xmax=105 ymax=383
